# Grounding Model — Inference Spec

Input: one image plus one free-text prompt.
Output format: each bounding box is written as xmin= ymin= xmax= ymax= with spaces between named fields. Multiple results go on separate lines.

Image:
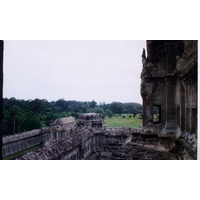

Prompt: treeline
xmin=3 ymin=98 xmax=142 ymax=136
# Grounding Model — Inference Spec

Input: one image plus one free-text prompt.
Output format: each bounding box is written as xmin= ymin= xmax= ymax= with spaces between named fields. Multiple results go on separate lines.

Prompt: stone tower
xmin=141 ymin=40 xmax=197 ymax=146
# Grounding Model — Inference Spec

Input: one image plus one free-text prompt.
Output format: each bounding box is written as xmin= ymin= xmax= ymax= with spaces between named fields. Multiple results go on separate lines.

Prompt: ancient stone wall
xmin=77 ymin=113 xmax=103 ymax=129
xmin=3 ymin=114 xmax=103 ymax=159
xmin=3 ymin=129 xmax=44 ymax=157
xmin=141 ymin=40 xmax=197 ymax=156
xmin=16 ymin=127 xmax=140 ymax=160
xmin=14 ymin=124 xmax=196 ymax=160
xmin=2 ymin=40 xmax=197 ymax=160
xmin=2 ymin=117 xmax=77 ymax=158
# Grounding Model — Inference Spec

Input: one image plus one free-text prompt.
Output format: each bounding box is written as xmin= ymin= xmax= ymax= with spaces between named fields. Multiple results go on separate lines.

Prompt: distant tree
xmin=70 ymin=112 xmax=79 ymax=119
xmin=82 ymin=102 xmax=89 ymax=113
xmin=110 ymin=102 xmax=123 ymax=114
xmin=106 ymin=110 xmax=113 ymax=118
xmin=99 ymin=102 xmax=109 ymax=112
xmin=89 ymin=100 xmax=97 ymax=109
xmin=22 ymin=111 xmax=44 ymax=130
xmin=93 ymin=107 xmax=105 ymax=116
xmin=29 ymin=98 xmax=48 ymax=113
xmin=10 ymin=105 xmax=21 ymax=134
xmin=2 ymin=97 xmax=143 ymax=139
xmin=16 ymin=111 xmax=26 ymax=133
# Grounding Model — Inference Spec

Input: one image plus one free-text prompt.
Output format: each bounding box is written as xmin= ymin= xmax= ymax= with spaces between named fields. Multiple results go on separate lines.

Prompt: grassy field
xmin=104 ymin=114 xmax=142 ymax=128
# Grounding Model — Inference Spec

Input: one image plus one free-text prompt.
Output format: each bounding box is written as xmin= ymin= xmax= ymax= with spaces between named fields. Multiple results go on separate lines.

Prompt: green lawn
xmin=104 ymin=114 xmax=142 ymax=128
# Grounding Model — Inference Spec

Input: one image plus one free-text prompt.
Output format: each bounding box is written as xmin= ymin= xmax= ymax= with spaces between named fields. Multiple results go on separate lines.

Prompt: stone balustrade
xmin=3 ymin=117 xmax=77 ymax=158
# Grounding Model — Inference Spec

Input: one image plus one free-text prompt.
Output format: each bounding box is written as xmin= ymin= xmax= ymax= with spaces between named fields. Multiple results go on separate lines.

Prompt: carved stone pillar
xmin=50 ymin=130 xmax=54 ymax=140
xmin=141 ymin=78 xmax=156 ymax=134
xmin=162 ymin=75 xmax=181 ymax=137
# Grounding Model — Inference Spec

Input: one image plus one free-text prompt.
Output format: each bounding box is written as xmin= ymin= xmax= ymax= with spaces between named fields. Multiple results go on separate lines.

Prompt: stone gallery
xmin=1 ymin=40 xmax=198 ymax=160
xmin=141 ymin=40 xmax=197 ymax=152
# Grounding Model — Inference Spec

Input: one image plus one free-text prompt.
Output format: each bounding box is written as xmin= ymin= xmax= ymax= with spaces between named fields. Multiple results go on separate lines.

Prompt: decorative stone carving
xmin=140 ymin=40 xmax=197 ymax=157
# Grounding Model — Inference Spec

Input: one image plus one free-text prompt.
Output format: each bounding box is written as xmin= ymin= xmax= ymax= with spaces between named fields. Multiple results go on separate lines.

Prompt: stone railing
xmin=3 ymin=119 xmax=196 ymax=160
xmin=3 ymin=120 xmax=77 ymax=158
xmin=16 ymin=127 xmax=145 ymax=160
xmin=16 ymin=128 xmax=95 ymax=160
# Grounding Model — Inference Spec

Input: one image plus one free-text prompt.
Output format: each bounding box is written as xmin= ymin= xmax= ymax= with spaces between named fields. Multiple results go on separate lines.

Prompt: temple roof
xmin=52 ymin=117 xmax=76 ymax=125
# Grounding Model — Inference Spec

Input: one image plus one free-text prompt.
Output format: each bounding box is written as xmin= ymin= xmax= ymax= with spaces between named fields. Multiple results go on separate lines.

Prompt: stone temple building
xmin=1 ymin=40 xmax=198 ymax=160
xmin=141 ymin=40 xmax=197 ymax=151
xmin=77 ymin=113 xmax=103 ymax=129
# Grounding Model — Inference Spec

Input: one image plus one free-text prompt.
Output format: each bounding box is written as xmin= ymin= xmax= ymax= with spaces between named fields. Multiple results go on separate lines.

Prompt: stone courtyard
xmin=4 ymin=112 xmax=195 ymax=160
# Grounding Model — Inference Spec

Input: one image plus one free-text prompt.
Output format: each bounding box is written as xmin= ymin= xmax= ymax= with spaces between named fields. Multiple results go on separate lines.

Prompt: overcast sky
xmin=3 ymin=40 xmax=146 ymax=104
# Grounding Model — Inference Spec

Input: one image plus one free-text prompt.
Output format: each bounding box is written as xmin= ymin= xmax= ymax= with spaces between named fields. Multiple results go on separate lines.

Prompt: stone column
xmin=50 ymin=130 xmax=54 ymax=140
xmin=162 ymin=75 xmax=181 ymax=137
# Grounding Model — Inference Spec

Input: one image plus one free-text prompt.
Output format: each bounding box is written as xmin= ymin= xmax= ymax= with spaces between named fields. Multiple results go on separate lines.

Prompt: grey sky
xmin=3 ymin=40 xmax=146 ymax=104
